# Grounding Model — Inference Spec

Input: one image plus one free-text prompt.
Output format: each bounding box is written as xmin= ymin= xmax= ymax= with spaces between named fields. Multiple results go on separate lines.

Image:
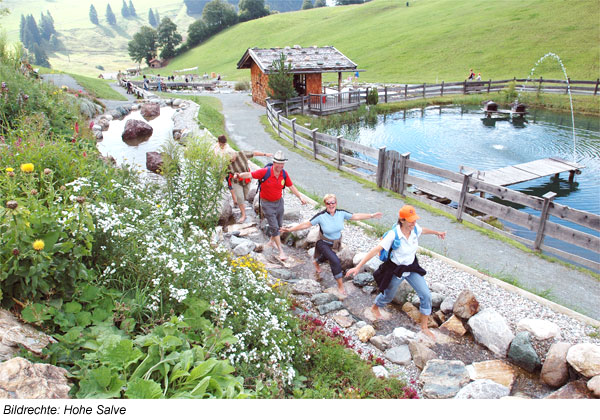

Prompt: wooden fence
xmin=265 ymin=99 xmax=600 ymax=271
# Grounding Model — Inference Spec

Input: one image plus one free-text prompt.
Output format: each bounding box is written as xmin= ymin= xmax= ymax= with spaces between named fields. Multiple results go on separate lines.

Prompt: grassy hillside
xmin=1 ymin=0 xmax=197 ymax=74
xmin=166 ymin=0 xmax=599 ymax=83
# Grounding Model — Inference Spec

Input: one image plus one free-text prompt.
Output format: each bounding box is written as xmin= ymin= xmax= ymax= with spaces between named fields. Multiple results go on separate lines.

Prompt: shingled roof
xmin=237 ymin=46 xmax=359 ymax=74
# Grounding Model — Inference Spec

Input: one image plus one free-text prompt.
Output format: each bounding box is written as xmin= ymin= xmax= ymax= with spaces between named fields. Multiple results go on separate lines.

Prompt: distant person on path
xmin=468 ymin=69 xmax=475 ymax=80
xmin=234 ymin=151 xmax=306 ymax=261
xmin=346 ymin=205 xmax=446 ymax=339
xmin=228 ymin=147 xmax=273 ymax=223
xmin=281 ymin=194 xmax=382 ymax=296
xmin=476 ymin=73 xmax=482 ymax=81
xmin=157 ymin=74 xmax=162 ymax=92
xmin=126 ymin=80 xmax=133 ymax=94
xmin=211 ymin=135 xmax=238 ymax=206
xmin=143 ymin=75 xmax=149 ymax=91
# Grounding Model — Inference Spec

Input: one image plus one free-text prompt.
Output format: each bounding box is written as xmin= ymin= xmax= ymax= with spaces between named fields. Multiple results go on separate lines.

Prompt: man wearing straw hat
xmin=234 ymin=150 xmax=306 ymax=261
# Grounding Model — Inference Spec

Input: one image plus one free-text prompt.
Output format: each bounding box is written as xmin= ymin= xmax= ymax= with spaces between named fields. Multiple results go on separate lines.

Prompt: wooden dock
xmin=435 ymin=157 xmax=584 ymax=194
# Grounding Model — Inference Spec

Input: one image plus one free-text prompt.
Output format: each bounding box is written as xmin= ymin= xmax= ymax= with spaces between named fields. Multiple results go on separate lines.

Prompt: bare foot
xmin=264 ymin=240 xmax=275 ymax=249
xmin=278 ymin=253 xmax=288 ymax=261
xmin=237 ymin=216 xmax=246 ymax=223
xmin=422 ymin=328 xmax=436 ymax=341
xmin=371 ymin=306 xmax=384 ymax=320
xmin=313 ymin=260 xmax=322 ymax=274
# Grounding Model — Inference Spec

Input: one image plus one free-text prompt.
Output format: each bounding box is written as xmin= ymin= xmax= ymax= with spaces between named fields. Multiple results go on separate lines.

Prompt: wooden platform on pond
xmin=432 ymin=157 xmax=584 ymax=195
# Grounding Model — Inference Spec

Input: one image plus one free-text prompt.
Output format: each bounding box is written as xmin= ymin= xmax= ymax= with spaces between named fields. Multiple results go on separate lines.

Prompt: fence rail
xmin=265 ymin=99 xmax=600 ymax=271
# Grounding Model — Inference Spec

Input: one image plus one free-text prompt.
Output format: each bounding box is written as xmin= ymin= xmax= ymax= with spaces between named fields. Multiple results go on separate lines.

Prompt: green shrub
xmin=366 ymin=88 xmax=379 ymax=105
xmin=234 ymin=80 xmax=250 ymax=91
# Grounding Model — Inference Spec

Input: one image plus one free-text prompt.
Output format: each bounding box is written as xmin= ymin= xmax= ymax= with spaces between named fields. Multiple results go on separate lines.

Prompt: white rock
xmin=566 ymin=343 xmax=600 ymax=378
xmin=468 ymin=308 xmax=515 ymax=357
xmin=384 ymin=345 xmax=412 ymax=365
xmin=454 ymin=379 xmax=510 ymax=399
xmin=372 ymin=365 xmax=389 ymax=378
xmin=392 ymin=327 xmax=417 ymax=344
xmin=587 ymin=375 xmax=600 ymax=397
xmin=517 ymin=318 xmax=561 ymax=340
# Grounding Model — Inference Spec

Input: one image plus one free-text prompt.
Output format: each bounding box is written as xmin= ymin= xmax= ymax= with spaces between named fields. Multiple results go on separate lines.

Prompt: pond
xmin=326 ymin=105 xmax=600 ymax=264
xmin=96 ymin=107 xmax=176 ymax=170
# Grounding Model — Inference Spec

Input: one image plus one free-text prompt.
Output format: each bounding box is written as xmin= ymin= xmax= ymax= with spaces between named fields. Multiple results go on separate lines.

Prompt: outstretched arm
xmin=280 ymin=220 xmax=312 ymax=234
xmin=422 ymin=227 xmax=446 ymax=239
xmin=234 ymin=172 xmax=251 ymax=180
xmin=289 ymin=185 xmax=307 ymax=205
xmin=345 ymin=243 xmax=384 ymax=278
xmin=350 ymin=212 xmax=383 ymax=221
xmin=253 ymin=151 xmax=273 ymax=158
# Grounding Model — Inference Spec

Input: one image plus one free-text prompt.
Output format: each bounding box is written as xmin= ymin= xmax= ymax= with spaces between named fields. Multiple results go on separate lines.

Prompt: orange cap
xmin=399 ymin=205 xmax=419 ymax=222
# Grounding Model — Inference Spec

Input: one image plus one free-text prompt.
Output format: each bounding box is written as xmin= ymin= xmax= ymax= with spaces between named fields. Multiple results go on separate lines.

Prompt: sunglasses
xmin=326 ymin=201 xmax=336 ymax=205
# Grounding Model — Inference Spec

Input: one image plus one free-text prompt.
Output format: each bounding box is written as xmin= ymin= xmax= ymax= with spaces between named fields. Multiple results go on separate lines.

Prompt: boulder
xmin=433 ymin=310 xmax=446 ymax=325
xmin=440 ymin=314 xmax=467 ymax=336
xmin=392 ymin=327 xmax=417 ymax=345
xmin=453 ymin=290 xmax=479 ymax=319
xmin=402 ymin=302 xmax=438 ymax=328
xmin=292 ymin=279 xmax=322 ymax=296
xmin=516 ymin=318 xmax=561 ymax=340
xmin=431 ymin=292 xmax=444 ymax=310
xmin=440 ymin=297 xmax=455 ymax=314
xmin=352 ymin=272 xmax=373 ymax=287
xmin=419 ymin=359 xmax=470 ymax=399
xmin=352 ymin=252 xmax=382 ymax=272
xmin=140 ymin=102 xmax=160 ymax=120
xmin=173 ymin=98 xmax=182 ymax=107
xmin=311 ymin=293 xmax=338 ymax=306
xmin=508 ymin=331 xmax=541 ymax=373
xmin=333 ymin=315 xmax=354 ymax=328
xmin=269 ymin=268 xmax=293 ymax=280
xmin=317 ymin=301 xmax=344 ymax=315
xmin=392 ymin=281 xmax=415 ymax=305
xmin=566 ymin=343 xmax=600 ymax=378
xmin=466 ymin=360 xmax=517 ymax=389
xmin=122 ymin=119 xmax=153 ymax=144
xmin=468 ymin=308 xmax=514 ymax=357
xmin=384 ymin=345 xmax=412 ymax=365
xmin=0 ymin=357 xmax=71 ymax=398
xmin=408 ymin=340 xmax=437 ymax=370
xmin=146 ymin=151 xmax=163 ymax=174
xmin=545 ymin=380 xmax=594 ymax=399
xmin=233 ymin=241 xmax=256 ymax=256
xmin=337 ymin=246 xmax=355 ymax=270
xmin=357 ymin=325 xmax=376 ymax=343
xmin=541 ymin=342 xmax=571 ymax=388
xmin=587 ymin=375 xmax=600 ymax=398
xmin=0 ymin=310 xmax=55 ymax=361
xmin=369 ymin=335 xmax=390 ymax=351
xmin=454 ymin=379 xmax=510 ymax=399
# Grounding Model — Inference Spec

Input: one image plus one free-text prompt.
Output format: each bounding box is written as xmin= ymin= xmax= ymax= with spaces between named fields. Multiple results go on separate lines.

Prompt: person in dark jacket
xmin=346 ymin=205 xmax=445 ymax=339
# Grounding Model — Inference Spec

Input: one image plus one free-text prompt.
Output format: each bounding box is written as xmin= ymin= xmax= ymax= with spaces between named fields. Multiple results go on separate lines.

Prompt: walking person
xmin=143 ymin=75 xmax=149 ymax=91
xmin=281 ymin=194 xmax=382 ymax=296
xmin=234 ymin=151 xmax=306 ymax=261
xmin=211 ymin=135 xmax=238 ymax=206
xmin=156 ymin=74 xmax=162 ymax=92
xmin=229 ymin=147 xmax=273 ymax=223
xmin=345 ymin=205 xmax=446 ymax=339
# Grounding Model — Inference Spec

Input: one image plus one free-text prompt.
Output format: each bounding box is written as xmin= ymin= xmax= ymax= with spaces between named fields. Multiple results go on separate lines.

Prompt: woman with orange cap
xmin=346 ymin=205 xmax=445 ymax=340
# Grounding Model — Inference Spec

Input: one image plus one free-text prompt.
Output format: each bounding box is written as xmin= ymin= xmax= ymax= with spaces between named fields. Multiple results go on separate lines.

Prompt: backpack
xmin=378 ymin=225 xmax=417 ymax=261
xmin=257 ymin=163 xmax=288 ymax=217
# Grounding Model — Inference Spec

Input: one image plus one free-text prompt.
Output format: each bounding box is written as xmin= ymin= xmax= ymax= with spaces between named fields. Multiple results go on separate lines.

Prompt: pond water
xmin=96 ymin=107 xmax=176 ymax=170
xmin=326 ymin=105 xmax=600 ymax=264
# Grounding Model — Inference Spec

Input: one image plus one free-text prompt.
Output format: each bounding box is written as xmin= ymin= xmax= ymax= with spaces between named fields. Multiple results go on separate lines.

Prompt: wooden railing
xmin=265 ymin=99 xmax=600 ymax=271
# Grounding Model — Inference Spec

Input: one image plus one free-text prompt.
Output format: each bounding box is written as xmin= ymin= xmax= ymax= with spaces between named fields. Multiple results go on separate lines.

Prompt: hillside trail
xmin=212 ymin=91 xmax=600 ymax=321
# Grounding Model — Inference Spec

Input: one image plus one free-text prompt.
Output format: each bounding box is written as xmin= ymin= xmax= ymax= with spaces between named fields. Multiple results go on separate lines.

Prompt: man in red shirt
xmin=234 ymin=151 xmax=306 ymax=261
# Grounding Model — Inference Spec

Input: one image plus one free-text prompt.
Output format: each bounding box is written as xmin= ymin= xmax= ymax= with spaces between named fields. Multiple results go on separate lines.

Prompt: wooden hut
xmin=149 ymin=58 xmax=164 ymax=69
xmin=237 ymin=46 xmax=361 ymax=106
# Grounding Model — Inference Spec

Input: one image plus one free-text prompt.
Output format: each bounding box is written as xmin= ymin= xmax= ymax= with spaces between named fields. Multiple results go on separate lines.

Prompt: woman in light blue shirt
xmin=281 ymin=194 xmax=382 ymax=296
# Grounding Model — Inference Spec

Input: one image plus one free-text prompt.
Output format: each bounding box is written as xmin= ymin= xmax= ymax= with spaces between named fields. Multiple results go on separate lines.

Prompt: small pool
xmin=326 ymin=105 xmax=600 ymax=263
xmin=97 ymin=107 xmax=176 ymax=170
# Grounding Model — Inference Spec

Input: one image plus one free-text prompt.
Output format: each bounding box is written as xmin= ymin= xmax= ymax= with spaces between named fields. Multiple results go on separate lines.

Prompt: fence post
xmin=398 ymin=152 xmax=410 ymax=196
xmin=488 ymin=79 xmax=491 ymax=93
xmin=336 ymin=136 xmax=342 ymax=169
xmin=456 ymin=171 xmax=474 ymax=222
xmin=422 ymin=83 xmax=426 ymax=98
xmin=539 ymin=76 xmax=543 ymax=93
xmin=463 ymin=80 xmax=467 ymax=94
xmin=291 ymin=118 xmax=297 ymax=148
xmin=534 ymin=192 xmax=557 ymax=250
xmin=441 ymin=81 xmax=444 ymax=96
xmin=384 ymin=86 xmax=388 ymax=103
xmin=594 ymin=79 xmax=599 ymax=96
xmin=376 ymin=146 xmax=386 ymax=188
xmin=404 ymin=84 xmax=408 ymax=100
xmin=301 ymin=96 xmax=305 ymax=114
xmin=285 ymin=100 xmax=288 ymax=117
xmin=311 ymin=128 xmax=318 ymax=160
xmin=276 ymin=111 xmax=281 ymax=137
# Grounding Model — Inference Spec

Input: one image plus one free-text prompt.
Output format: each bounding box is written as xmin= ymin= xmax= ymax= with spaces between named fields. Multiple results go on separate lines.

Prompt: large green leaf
xmin=98 ymin=340 xmax=143 ymax=369
xmin=124 ymin=378 xmax=163 ymax=399
xmin=64 ymin=301 xmax=82 ymax=314
xmin=76 ymin=367 xmax=125 ymax=399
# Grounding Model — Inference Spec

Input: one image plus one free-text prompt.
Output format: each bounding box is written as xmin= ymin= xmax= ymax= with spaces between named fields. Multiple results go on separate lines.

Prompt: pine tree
xmin=121 ymin=0 xmax=130 ymax=18
xmin=106 ymin=4 xmax=117 ymax=25
xmin=128 ymin=0 xmax=136 ymax=17
xmin=39 ymin=13 xmax=56 ymax=40
xmin=32 ymin=43 xmax=51 ymax=67
xmin=148 ymin=9 xmax=156 ymax=27
xmin=19 ymin=14 xmax=27 ymax=43
xmin=267 ymin=53 xmax=297 ymax=101
xmin=314 ymin=0 xmax=326 ymax=7
xmin=154 ymin=9 xmax=160 ymax=25
xmin=301 ymin=0 xmax=313 ymax=10
xmin=24 ymin=15 xmax=42 ymax=48
xmin=89 ymin=4 xmax=99 ymax=25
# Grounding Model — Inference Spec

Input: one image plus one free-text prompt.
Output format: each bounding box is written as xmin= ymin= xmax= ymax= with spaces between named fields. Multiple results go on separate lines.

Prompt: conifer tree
xmin=314 ymin=0 xmax=326 ymax=7
xmin=39 ymin=12 xmax=56 ymax=40
xmin=128 ymin=1 xmax=136 ymax=17
xmin=121 ymin=0 xmax=130 ymax=18
xmin=89 ymin=4 xmax=99 ymax=25
xmin=19 ymin=15 xmax=27 ymax=42
xmin=148 ymin=9 xmax=156 ymax=27
xmin=301 ymin=0 xmax=313 ymax=9
xmin=106 ymin=4 xmax=117 ymax=25
xmin=267 ymin=53 xmax=297 ymax=101
xmin=154 ymin=9 xmax=160 ymax=25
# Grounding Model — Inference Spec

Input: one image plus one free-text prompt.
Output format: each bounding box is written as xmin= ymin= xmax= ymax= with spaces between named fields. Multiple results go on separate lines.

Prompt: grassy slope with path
xmin=166 ymin=0 xmax=599 ymax=82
